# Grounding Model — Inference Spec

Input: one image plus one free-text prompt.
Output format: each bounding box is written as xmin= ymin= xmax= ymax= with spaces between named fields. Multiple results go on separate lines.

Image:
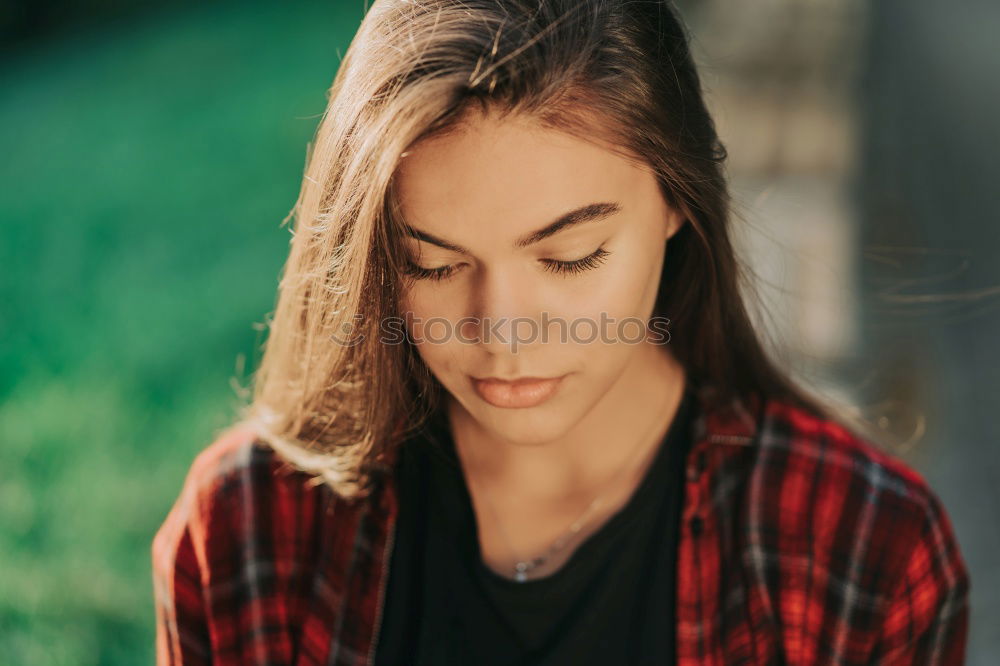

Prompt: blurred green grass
xmin=0 ymin=1 xmax=360 ymax=662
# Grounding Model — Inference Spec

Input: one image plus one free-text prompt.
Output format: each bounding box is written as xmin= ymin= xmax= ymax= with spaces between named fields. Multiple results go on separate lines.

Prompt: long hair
xmin=236 ymin=0 xmax=841 ymax=501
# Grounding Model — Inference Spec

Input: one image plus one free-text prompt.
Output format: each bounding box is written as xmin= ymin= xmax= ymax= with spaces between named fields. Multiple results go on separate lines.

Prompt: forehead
xmin=392 ymin=110 xmax=648 ymax=237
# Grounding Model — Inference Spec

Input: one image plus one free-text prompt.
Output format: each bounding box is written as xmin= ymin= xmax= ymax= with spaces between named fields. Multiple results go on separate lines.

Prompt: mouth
xmin=470 ymin=374 xmax=566 ymax=409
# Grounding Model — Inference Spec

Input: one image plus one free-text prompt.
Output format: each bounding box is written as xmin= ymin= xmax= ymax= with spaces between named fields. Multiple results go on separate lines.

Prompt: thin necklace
xmin=467 ymin=393 xmax=680 ymax=583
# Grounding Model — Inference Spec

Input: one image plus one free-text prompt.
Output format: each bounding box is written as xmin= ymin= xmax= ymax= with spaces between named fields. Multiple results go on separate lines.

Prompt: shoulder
xmin=153 ymin=426 xmax=280 ymax=561
xmin=753 ymin=396 xmax=956 ymax=553
xmin=747 ymin=396 xmax=970 ymax=659
xmin=151 ymin=425 xmax=362 ymax=587
xmin=152 ymin=427 xmax=378 ymax=662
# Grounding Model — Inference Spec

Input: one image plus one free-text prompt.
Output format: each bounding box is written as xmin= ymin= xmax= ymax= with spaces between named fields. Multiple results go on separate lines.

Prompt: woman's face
xmin=394 ymin=108 xmax=684 ymax=445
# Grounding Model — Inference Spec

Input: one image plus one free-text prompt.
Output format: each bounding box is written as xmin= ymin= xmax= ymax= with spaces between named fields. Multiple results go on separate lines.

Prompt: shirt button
xmin=690 ymin=515 xmax=704 ymax=536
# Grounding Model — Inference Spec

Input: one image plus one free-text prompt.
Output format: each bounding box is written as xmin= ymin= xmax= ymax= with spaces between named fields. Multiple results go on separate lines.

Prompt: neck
xmin=447 ymin=342 xmax=687 ymax=504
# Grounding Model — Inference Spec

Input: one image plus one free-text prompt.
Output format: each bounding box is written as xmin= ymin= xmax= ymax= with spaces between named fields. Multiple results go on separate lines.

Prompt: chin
xmin=469 ymin=400 xmax=584 ymax=447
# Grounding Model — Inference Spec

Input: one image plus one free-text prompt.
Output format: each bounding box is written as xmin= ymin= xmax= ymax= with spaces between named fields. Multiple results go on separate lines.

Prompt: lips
xmin=471 ymin=375 xmax=565 ymax=409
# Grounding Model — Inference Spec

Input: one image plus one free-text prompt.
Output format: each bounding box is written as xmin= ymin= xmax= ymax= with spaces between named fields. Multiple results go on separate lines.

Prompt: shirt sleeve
xmin=150 ymin=431 xmax=247 ymax=665
xmin=868 ymin=488 xmax=971 ymax=665
xmin=152 ymin=516 xmax=213 ymax=665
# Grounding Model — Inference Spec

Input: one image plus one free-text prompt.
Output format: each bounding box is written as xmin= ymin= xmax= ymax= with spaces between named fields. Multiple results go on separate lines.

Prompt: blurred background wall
xmin=678 ymin=0 xmax=1000 ymax=662
xmin=1 ymin=0 xmax=997 ymax=662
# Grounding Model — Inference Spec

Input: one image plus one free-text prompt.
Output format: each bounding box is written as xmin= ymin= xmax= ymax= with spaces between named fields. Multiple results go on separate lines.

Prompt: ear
xmin=664 ymin=208 xmax=686 ymax=242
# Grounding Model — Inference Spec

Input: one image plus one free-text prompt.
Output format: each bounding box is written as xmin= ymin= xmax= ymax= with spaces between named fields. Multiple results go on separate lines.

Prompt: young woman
xmin=152 ymin=1 xmax=970 ymax=664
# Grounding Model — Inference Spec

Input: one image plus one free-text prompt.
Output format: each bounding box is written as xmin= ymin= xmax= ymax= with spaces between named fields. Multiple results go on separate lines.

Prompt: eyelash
xmin=405 ymin=246 xmax=612 ymax=282
xmin=542 ymin=245 xmax=611 ymax=276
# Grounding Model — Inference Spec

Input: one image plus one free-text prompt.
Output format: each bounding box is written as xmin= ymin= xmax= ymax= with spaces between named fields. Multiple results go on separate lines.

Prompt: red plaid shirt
xmin=152 ymin=387 xmax=970 ymax=664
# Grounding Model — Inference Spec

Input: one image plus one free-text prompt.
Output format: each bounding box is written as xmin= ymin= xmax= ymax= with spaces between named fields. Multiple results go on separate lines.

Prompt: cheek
xmin=400 ymin=282 xmax=444 ymax=329
xmin=399 ymin=286 xmax=469 ymax=375
xmin=401 ymin=285 xmax=463 ymax=341
xmin=559 ymin=239 xmax=663 ymax=323
xmin=412 ymin=336 xmax=459 ymax=378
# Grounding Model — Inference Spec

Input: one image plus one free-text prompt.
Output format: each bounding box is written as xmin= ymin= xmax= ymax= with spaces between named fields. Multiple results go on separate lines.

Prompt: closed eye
xmin=403 ymin=262 xmax=460 ymax=282
xmin=404 ymin=245 xmax=612 ymax=282
xmin=540 ymin=245 xmax=611 ymax=275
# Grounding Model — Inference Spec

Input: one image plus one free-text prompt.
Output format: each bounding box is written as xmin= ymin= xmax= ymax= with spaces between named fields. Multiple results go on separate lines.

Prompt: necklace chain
xmin=470 ymin=395 xmax=679 ymax=583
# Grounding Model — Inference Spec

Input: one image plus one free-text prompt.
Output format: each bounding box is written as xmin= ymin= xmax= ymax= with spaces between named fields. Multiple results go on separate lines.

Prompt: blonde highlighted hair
xmin=235 ymin=0 xmax=847 ymax=500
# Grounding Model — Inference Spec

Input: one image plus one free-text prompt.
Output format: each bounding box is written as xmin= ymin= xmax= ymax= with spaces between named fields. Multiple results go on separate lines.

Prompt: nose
xmin=467 ymin=265 xmax=542 ymax=356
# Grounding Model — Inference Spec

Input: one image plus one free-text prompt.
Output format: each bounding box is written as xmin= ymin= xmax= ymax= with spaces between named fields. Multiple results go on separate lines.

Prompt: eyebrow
xmin=404 ymin=201 xmax=622 ymax=254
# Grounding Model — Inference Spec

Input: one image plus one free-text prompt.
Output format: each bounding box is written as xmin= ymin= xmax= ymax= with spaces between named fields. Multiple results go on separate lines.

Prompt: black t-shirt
xmin=375 ymin=387 xmax=695 ymax=665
